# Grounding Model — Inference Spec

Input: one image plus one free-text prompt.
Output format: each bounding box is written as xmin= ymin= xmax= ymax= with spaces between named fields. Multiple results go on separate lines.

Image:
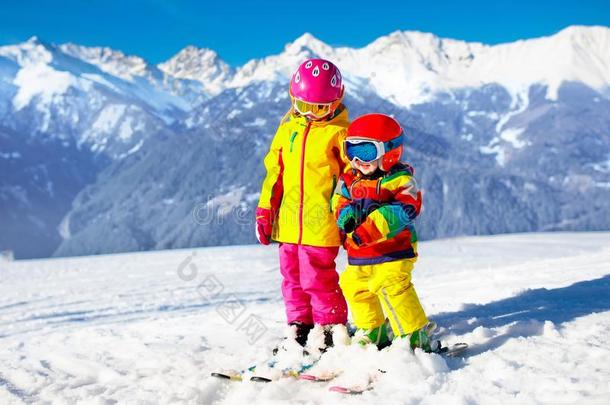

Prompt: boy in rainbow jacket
xmin=256 ymin=59 xmax=350 ymax=354
xmin=331 ymin=113 xmax=435 ymax=351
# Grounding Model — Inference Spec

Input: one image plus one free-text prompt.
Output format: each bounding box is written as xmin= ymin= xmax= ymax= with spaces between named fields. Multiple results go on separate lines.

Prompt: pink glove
xmin=255 ymin=207 xmax=273 ymax=245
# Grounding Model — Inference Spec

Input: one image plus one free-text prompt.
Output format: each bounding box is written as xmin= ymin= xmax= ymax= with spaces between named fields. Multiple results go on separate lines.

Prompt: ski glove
xmin=337 ymin=205 xmax=358 ymax=234
xmin=255 ymin=207 xmax=273 ymax=245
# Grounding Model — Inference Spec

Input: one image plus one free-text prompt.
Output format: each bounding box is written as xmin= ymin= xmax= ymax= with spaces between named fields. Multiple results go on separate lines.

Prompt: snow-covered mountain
xmin=1 ymin=233 xmax=609 ymax=403
xmin=158 ymin=46 xmax=234 ymax=96
xmin=0 ymin=37 xmax=217 ymax=258
xmin=1 ymin=26 xmax=609 ymax=259
xmin=0 ymin=36 xmax=208 ymax=151
xmin=161 ymin=26 xmax=610 ymax=107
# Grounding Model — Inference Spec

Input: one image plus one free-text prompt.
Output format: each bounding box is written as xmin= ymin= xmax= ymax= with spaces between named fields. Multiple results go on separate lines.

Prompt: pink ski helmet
xmin=289 ymin=58 xmax=344 ymax=104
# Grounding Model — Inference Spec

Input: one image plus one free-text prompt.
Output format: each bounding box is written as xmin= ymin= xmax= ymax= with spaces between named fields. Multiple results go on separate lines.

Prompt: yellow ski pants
xmin=339 ymin=259 xmax=428 ymax=336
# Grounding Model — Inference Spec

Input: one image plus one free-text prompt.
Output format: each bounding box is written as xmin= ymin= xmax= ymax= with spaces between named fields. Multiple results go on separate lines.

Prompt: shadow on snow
xmin=432 ymin=274 xmax=610 ymax=357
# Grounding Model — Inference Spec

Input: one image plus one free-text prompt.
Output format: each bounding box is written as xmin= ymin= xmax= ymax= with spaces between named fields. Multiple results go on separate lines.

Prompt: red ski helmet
xmin=346 ymin=114 xmax=404 ymax=171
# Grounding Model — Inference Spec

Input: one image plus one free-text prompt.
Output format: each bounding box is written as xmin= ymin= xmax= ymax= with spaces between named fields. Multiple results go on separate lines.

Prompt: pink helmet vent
xmin=331 ymin=75 xmax=337 ymax=87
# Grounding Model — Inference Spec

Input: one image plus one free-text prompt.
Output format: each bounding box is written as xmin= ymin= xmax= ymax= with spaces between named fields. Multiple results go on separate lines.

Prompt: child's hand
xmin=337 ymin=206 xmax=357 ymax=233
xmin=255 ymin=207 xmax=273 ymax=245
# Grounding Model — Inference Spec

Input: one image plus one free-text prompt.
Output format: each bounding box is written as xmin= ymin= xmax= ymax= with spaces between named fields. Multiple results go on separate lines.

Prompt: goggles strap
xmin=383 ymin=134 xmax=404 ymax=152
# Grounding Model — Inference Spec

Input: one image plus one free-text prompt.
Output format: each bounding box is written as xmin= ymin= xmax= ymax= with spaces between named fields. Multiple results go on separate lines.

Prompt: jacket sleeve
xmin=330 ymin=176 xmax=351 ymax=220
xmin=257 ymin=125 xmax=285 ymax=216
xmin=335 ymin=129 xmax=351 ymax=175
xmin=353 ymin=171 xmax=422 ymax=245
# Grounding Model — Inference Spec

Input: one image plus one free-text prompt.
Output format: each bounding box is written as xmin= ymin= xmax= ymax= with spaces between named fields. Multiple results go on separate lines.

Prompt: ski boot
xmin=307 ymin=324 xmax=350 ymax=355
xmin=405 ymin=322 xmax=440 ymax=353
xmin=352 ymin=323 xmax=390 ymax=349
xmin=272 ymin=321 xmax=313 ymax=356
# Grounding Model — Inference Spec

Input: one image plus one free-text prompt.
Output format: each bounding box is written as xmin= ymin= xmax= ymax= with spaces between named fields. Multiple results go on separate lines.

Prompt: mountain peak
xmin=59 ymin=43 xmax=150 ymax=79
xmin=158 ymin=45 xmax=233 ymax=95
xmin=556 ymin=24 xmax=610 ymax=36
xmin=165 ymin=45 xmax=222 ymax=64
xmin=25 ymin=35 xmax=41 ymax=45
xmin=284 ymin=32 xmax=330 ymax=55
xmin=18 ymin=35 xmax=54 ymax=51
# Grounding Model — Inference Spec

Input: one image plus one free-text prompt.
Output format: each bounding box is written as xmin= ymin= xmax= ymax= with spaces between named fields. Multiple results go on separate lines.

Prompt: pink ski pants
xmin=279 ymin=243 xmax=348 ymax=325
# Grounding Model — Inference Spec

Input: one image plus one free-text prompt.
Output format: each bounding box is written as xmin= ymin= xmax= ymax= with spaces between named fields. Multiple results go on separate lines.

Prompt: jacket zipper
xmin=298 ymin=121 xmax=312 ymax=244
xmin=289 ymin=131 xmax=297 ymax=152
xmin=329 ymin=175 xmax=337 ymax=212
xmin=349 ymin=174 xmax=363 ymax=200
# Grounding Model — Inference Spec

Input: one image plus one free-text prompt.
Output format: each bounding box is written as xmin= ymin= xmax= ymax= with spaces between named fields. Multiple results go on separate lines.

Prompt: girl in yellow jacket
xmin=256 ymin=59 xmax=349 ymax=352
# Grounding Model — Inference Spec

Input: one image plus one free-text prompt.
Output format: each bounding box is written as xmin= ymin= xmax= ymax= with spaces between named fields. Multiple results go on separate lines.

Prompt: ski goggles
xmin=344 ymin=135 xmax=404 ymax=163
xmin=293 ymin=98 xmax=334 ymax=119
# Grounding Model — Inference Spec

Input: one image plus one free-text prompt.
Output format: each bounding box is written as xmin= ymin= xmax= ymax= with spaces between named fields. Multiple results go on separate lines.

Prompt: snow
xmin=0 ymin=36 xmax=195 ymax=138
xmin=0 ymin=232 xmax=609 ymax=404
xmin=2 ymin=26 xmax=609 ymax=141
xmin=248 ymin=118 xmax=267 ymax=127
xmin=118 ymin=116 xmax=134 ymax=141
xmin=12 ymin=63 xmax=76 ymax=110
xmin=80 ymin=73 xmax=119 ymax=92
xmin=163 ymin=26 xmax=610 ymax=108
xmin=59 ymin=43 xmax=149 ymax=80
xmin=500 ymin=127 xmax=527 ymax=149
xmin=58 ymin=213 xmax=71 ymax=240
xmin=0 ymin=152 xmax=21 ymax=159
xmin=92 ymin=104 xmax=127 ymax=133
xmin=116 ymin=140 xmax=144 ymax=160
xmin=158 ymin=46 xmax=233 ymax=96
xmin=479 ymin=138 xmax=507 ymax=166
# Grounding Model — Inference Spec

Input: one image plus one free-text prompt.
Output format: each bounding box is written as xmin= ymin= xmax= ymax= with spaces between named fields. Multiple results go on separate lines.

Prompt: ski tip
xmin=329 ymin=386 xmax=352 ymax=394
xmin=299 ymin=374 xmax=318 ymax=381
xmin=250 ymin=376 xmax=273 ymax=383
xmin=329 ymin=385 xmax=369 ymax=395
xmin=211 ymin=372 xmax=243 ymax=381
xmin=439 ymin=342 xmax=469 ymax=357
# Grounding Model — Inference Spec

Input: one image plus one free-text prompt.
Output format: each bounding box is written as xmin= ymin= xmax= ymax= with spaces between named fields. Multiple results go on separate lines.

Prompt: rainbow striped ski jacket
xmin=331 ymin=162 xmax=422 ymax=265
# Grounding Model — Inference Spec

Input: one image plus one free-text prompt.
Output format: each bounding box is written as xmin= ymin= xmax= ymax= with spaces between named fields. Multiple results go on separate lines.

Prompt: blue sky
xmin=1 ymin=0 xmax=608 ymax=65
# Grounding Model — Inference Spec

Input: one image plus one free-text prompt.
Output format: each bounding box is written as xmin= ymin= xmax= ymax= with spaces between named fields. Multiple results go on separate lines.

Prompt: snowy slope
xmin=1 ymin=232 xmax=609 ymax=404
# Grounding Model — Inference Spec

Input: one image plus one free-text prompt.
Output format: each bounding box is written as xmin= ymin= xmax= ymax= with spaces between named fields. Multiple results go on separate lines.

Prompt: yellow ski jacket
xmin=258 ymin=106 xmax=350 ymax=246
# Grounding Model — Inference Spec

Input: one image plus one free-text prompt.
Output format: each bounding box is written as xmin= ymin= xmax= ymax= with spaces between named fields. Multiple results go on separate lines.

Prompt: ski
xmin=249 ymin=360 xmax=316 ymax=382
xmin=210 ymin=371 xmax=245 ymax=381
xmin=438 ymin=342 xmax=468 ymax=357
xmin=329 ymin=383 xmax=374 ymax=394
xmin=211 ymin=354 xmax=316 ymax=383
xmin=210 ymin=359 xmax=276 ymax=381
xmin=328 ymin=371 xmax=381 ymax=395
xmin=210 ymin=362 xmax=261 ymax=382
xmin=299 ymin=370 xmax=340 ymax=382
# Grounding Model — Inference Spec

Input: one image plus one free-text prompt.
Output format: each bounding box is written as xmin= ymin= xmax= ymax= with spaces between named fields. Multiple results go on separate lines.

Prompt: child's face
xmin=351 ymin=159 xmax=379 ymax=175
